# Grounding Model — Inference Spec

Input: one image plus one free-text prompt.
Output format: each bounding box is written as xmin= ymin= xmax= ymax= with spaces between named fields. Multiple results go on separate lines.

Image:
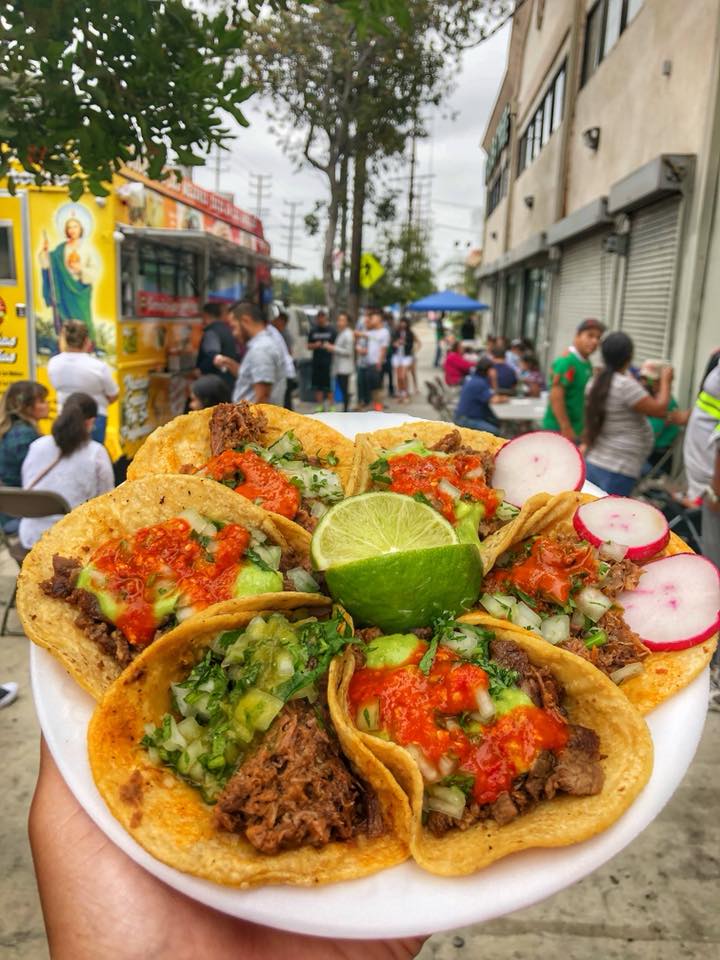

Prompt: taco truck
xmin=0 ymin=167 xmax=275 ymax=460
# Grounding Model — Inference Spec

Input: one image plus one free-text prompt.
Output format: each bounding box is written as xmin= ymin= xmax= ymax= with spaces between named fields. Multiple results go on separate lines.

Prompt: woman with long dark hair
xmin=0 ymin=380 xmax=50 ymax=533
xmin=584 ymin=332 xmax=673 ymax=495
xmin=19 ymin=392 xmax=114 ymax=548
xmin=189 ymin=374 xmax=232 ymax=410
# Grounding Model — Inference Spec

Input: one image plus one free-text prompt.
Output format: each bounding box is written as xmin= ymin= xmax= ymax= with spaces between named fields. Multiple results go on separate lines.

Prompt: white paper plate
xmin=29 ymin=412 xmax=710 ymax=939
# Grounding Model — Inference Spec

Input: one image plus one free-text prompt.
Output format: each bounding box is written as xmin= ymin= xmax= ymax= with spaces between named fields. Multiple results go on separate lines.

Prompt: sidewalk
xmin=1 ymin=322 xmax=718 ymax=958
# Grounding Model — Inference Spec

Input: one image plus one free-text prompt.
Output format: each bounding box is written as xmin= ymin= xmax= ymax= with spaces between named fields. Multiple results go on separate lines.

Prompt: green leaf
xmin=418 ymin=636 xmax=438 ymax=676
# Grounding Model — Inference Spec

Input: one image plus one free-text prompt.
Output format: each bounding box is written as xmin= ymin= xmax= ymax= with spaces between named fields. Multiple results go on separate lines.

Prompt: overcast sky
xmin=195 ymin=22 xmax=510 ymax=289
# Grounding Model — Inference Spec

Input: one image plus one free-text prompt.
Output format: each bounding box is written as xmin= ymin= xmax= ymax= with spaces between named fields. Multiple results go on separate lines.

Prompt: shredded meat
xmin=41 ymin=555 xmax=135 ymax=665
xmin=601 ymin=558 xmax=643 ymax=598
xmin=428 ymin=431 xmax=495 ymax=479
xmin=214 ymin=700 xmax=382 ymax=854
xmin=560 ymin=610 xmax=649 ymax=676
xmin=294 ymin=504 xmax=319 ymax=533
xmin=209 ymin=401 xmax=268 ymax=456
xmin=426 ymin=638 xmax=603 ymax=836
xmin=478 ymin=514 xmax=508 ymax=539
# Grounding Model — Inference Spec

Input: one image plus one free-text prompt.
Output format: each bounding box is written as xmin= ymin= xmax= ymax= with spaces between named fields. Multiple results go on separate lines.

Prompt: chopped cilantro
xmin=412 ymin=491 xmax=432 ymax=506
xmin=418 ymin=636 xmax=439 ymax=675
xmin=369 ymin=457 xmax=391 ymax=486
xmin=325 ymin=450 xmax=339 ymax=466
xmin=245 ymin=548 xmax=272 ymax=572
xmin=439 ymin=772 xmax=475 ymax=796
xmin=515 ymin=588 xmax=537 ymax=609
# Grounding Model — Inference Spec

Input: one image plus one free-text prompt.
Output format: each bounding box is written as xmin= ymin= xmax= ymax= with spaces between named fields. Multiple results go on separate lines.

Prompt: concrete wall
xmin=517 ymin=0 xmax=574 ymax=118
xmin=483 ymin=199 xmax=507 ymax=262
xmin=567 ymin=0 xmax=717 ymax=213
xmin=510 ymin=131 xmax=563 ymax=247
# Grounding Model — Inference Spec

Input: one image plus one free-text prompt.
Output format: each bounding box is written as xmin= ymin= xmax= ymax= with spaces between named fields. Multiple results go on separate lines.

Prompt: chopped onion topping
xmin=287 ymin=567 xmax=320 ymax=593
xmin=575 ymin=586 xmax=613 ymax=623
xmin=405 ymin=744 xmax=441 ymax=783
xmin=609 ymin=662 xmax=645 ymax=685
xmin=540 ymin=613 xmax=570 ymax=645
xmin=599 ymin=541 xmax=629 ymax=562
xmin=438 ymin=755 xmax=458 ymax=778
xmin=464 ymin=465 xmax=486 ymax=480
xmin=474 ymin=687 xmax=496 ymax=722
xmin=425 ymin=784 xmax=467 ymax=820
xmin=438 ymin=478 xmax=461 ymax=501
xmin=179 ymin=509 xmax=217 ymax=539
xmin=510 ymin=599 xmax=543 ymax=631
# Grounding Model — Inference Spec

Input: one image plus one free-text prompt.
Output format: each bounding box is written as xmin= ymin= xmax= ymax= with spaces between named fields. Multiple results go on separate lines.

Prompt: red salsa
xmin=485 ymin=536 xmax=598 ymax=605
xmin=197 ymin=450 xmax=301 ymax=519
xmin=348 ymin=642 xmax=568 ymax=806
xmin=383 ymin=452 xmax=500 ymax=523
xmin=91 ymin=518 xmax=251 ymax=647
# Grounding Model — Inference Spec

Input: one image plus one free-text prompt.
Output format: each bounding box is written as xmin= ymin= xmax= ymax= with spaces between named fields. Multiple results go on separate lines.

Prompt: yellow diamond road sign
xmin=360 ymin=252 xmax=385 ymax=289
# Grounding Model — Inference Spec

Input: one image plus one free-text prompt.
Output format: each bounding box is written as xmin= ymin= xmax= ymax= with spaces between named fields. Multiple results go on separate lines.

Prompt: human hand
xmin=212 ymin=355 xmax=228 ymax=368
xmin=29 ymin=739 xmax=426 ymax=960
xmin=660 ymin=365 xmax=674 ymax=385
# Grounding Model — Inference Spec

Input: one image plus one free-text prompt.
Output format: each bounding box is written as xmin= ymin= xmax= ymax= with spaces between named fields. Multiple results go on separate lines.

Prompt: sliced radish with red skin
xmin=573 ymin=496 xmax=670 ymax=561
xmin=616 ymin=554 xmax=720 ymax=651
xmin=492 ymin=432 xmax=585 ymax=508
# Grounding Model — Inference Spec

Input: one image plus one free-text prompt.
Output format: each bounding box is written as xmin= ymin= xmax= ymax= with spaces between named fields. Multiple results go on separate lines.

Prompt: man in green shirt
xmin=542 ymin=318 xmax=605 ymax=441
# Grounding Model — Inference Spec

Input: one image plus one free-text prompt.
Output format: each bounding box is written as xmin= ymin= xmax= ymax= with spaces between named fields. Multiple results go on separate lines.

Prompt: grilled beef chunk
xmin=214 ymin=700 xmax=382 ymax=854
xmin=544 ymin=725 xmax=604 ymax=797
xmin=426 ymin=639 xmax=604 ymax=837
xmin=41 ymin=555 xmax=134 ymax=665
xmin=209 ymin=401 xmax=268 ymax=457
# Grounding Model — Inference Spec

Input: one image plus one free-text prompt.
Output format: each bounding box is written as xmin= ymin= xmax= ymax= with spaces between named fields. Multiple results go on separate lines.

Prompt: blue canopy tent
xmin=407 ymin=290 xmax=489 ymax=312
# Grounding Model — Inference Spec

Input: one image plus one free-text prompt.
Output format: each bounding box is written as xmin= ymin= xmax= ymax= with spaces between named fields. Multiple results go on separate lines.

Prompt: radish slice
xmin=492 ymin=432 xmax=585 ymax=507
xmin=616 ymin=554 xmax=720 ymax=651
xmin=574 ymin=496 xmax=669 ymax=561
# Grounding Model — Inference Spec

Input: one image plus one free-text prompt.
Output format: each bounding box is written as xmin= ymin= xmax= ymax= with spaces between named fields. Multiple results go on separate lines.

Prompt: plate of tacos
xmin=26 ymin=411 xmax=717 ymax=939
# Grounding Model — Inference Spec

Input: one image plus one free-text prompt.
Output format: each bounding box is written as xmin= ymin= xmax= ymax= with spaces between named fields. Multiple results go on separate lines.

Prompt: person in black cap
xmin=542 ymin=317 xmax=605 ymax=441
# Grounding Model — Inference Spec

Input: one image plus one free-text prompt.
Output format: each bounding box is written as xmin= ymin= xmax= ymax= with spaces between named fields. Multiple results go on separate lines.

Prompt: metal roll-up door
xmin=551 ymin=231 xmax=611 ymax=360
xmin=619 ymin=198 xmax=681 ymax=362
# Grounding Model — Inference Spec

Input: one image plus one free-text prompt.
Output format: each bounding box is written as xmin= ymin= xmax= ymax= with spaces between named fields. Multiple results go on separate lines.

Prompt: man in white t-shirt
xmin=364 ymin=311 xmax=390 ymax=411
xmin=47 ymin=320 xmax=118 ymax=443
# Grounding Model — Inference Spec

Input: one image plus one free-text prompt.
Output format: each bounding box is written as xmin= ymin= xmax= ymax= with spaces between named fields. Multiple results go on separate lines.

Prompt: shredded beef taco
xmin=88 ymin=596 xmax=410 ymax=887
xmin=472 ymin=491 xmax=718 ymax=714
xmin=127 ymin=401 xmax=354 ymax=534
xmin=347 ymin=420 xmax=576 ymax=572
xmin=329 ymin=615 xmax=652 ymax=876
xmin=17 ymin=475 xmax=319 ymax=700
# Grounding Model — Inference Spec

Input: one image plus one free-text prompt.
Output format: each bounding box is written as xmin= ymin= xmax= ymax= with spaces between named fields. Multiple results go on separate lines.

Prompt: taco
xmin=127 ymin=401 xmax=355 ymax=534
xmin=329 ymin=615 xmax=652 ymax=876
xmin=473 ymin=492 xmax=718 ymax=714
xmin=347 ymin=420 xmax=574 ymax=572
xmin=88 ymin=596 xmax=410 ymax=887
xmin=17 ymin=475 xmax=319 ymax=700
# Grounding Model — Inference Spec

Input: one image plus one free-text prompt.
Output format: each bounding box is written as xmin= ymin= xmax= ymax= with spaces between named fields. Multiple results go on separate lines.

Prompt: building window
xmin=487 ymin=162 xmax=508 ymax=218
xmin=0 ymin=223 xmax=16 ymax=283
xmin=582 ymin=0 xmax=644 ymax=85
xmin=518 ymin=63 xmax=566 ymax=176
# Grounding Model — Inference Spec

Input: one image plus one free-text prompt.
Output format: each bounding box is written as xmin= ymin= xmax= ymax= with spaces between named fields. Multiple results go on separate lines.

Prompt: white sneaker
xmin=0 ymin=682 xmax=18 ymax=709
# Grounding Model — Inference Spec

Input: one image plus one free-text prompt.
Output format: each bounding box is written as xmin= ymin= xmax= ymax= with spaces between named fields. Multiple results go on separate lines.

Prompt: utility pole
xmin=248 ymin=172 xmax=273 ymax=219
xmin=281 ymin=200 xmax=302 ymax=282
xmin=406 ymin=132 xmax=417 ymax=234
xmin=210 ymin=147 xmax=230 ymax=194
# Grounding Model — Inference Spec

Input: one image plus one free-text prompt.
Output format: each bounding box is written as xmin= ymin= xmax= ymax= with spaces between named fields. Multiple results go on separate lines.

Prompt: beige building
xmin=478 ymin=0 xmax=720 ymax=400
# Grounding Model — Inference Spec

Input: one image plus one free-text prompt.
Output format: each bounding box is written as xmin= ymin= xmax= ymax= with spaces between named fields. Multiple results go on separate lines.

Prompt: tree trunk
xmin=322 ymin=172 xmax=341 ymax=317
xmin=338 ymin=150 xmax=349 ymax=306
xmin=348 ymin=147 xmax=367 ymax=323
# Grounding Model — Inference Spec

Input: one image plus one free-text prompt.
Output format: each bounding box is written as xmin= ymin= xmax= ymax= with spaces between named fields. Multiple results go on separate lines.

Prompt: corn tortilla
xmin=329 ymin=621 xmax=653 ymax=876
xmin=88 ymin=596 xmax=410 ymax=887
xmin=17 ymin=475 xmax=311 ymax=701
xmin=127 ymin=402 xmax=355 ymax=491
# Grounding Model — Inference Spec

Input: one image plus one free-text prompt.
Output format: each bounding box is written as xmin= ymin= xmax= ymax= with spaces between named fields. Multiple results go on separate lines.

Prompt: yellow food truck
xmin=0 ymin=167 xmax=273 ymax=460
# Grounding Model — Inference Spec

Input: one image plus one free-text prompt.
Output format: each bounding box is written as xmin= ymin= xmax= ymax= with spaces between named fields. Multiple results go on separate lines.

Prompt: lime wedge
xmin=325 ymin=543 xmax=483 ymax=632
xmin=311 ymin=492 xmax=458 ymax=570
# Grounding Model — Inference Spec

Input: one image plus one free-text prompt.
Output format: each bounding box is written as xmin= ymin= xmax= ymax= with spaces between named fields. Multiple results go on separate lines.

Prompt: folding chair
xmin=0 ymin=487 xmax=70 ymax=635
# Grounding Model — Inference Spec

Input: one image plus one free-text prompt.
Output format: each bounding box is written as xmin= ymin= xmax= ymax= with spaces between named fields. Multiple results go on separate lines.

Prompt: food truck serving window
xmin=139 ymin=242 xmax=199 ymax=296
xmin=0 ymin=222 xmax=16 ymax=283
